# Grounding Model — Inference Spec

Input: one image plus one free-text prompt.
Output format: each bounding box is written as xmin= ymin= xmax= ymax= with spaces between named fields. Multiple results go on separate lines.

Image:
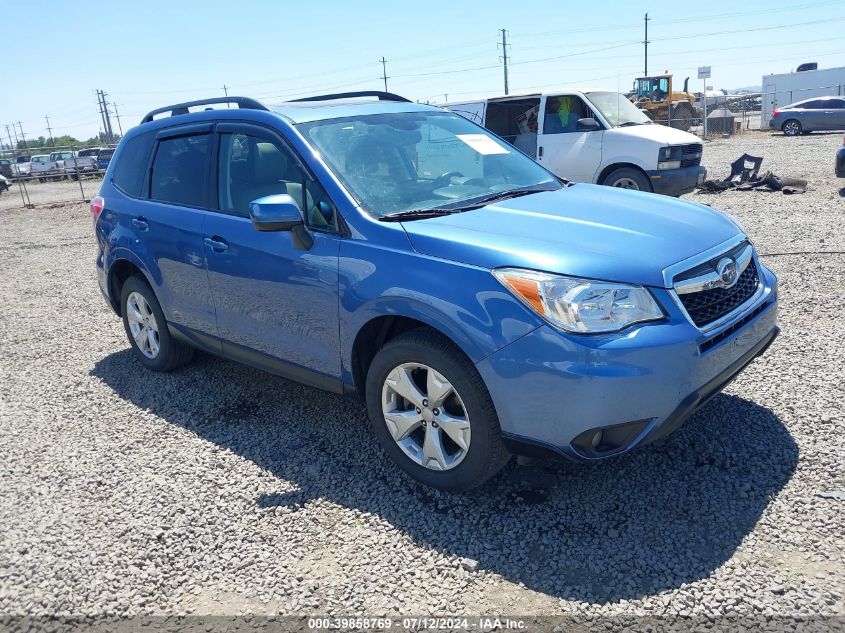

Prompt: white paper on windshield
xmin=456 ymin=134 xmax=510 ymax=155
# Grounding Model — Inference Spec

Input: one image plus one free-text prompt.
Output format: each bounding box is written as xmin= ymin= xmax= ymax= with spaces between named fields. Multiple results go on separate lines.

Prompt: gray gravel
xmin=0 ymin=130 xmax=843 ymax=627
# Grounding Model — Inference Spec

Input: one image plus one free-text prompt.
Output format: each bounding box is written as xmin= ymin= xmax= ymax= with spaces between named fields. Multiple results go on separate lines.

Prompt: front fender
xmin=338 ymin=240 xmax=544 ymax=386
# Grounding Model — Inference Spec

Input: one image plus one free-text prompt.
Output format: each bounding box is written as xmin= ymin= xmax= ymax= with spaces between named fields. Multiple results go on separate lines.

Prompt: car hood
xmin=606 ymin=123 xmax=701 ymax=145
xmin=400 ymin=184 xmax=741 ymax=288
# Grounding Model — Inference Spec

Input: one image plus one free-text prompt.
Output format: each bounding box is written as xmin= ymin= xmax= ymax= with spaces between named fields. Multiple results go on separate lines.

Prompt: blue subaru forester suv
xmin=92 ymin=92 xmax=779 ymax=491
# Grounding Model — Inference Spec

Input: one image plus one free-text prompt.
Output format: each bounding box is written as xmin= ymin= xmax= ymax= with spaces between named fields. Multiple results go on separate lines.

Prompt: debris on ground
xmin=697 ymin=153 xmax=808 ymax=194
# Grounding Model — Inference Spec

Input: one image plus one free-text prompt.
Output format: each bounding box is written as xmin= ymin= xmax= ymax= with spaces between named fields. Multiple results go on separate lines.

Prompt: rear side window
xmin=150 ymin=134 xmax=211 ymax=207
xmin=112 ymin=132 xmax=155 ymax=197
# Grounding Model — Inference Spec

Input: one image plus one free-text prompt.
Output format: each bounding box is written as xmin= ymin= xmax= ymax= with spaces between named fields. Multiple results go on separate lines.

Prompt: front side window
xmin=543 ymin=95 xmax=592 ymax=134
xmin=217 ymin=132 xmax=338 ymax=230
xmin=150 ymin=134 xmax=211 ymax=207
xmin=299 ymin=111 xmax=559 ymax=217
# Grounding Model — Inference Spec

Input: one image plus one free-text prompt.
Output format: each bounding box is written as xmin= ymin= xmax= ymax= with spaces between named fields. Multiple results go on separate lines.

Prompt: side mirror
xmin=249 ymin=194 xmax=303 ymax=232
xmin=576 ymin=118 xmax=601 ymax=132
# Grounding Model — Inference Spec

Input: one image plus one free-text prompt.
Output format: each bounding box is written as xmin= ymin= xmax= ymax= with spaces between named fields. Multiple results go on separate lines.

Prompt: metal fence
xmin=0 ymin=143 xmax=114 ymax=211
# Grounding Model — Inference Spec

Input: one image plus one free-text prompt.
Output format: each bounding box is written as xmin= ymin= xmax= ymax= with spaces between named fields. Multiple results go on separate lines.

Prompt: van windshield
xmin=585 ymin=91 xmax=652 ymax=127
xmin=298 ymin=110 xmax=560 ymax=217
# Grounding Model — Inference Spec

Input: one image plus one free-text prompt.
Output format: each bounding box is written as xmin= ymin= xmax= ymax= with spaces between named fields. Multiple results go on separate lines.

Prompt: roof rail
xmin=289 ymin=91 xmax=411 ymax=103
xmin=140 ymin=97 xmax=268 ymax=123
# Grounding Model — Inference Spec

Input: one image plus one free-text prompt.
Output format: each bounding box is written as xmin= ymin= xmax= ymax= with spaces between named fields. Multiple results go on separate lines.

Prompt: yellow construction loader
xmin=630 ymin=73 xmax=699 ymax=131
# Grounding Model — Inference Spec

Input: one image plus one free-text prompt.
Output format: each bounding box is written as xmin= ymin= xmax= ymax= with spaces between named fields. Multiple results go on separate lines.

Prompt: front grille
xmin=680 ymin=143 xmax=702 ymax=168
xmin=678 ymin=262 xmax=760 ymax=327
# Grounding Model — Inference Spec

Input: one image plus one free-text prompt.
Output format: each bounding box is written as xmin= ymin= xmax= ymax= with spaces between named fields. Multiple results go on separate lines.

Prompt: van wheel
xmin=782 ymin=119 xmax=802 ymax=136
xmin=602 ymin=167 xmax=652 ymax=192
xmin=120 ymin=276 xmax=194 ymax=372
xmin=365 ymin=328 xmax=509 ymax=491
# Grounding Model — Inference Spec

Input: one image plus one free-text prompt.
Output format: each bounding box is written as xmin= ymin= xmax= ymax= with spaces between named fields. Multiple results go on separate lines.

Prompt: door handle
xmin=203 ymin=237 xmax=229 ymax=253
xmin=538 ymin=146 xmax=544 ymax=159
xmin=131 ymin=217 xmax=148 ymax=231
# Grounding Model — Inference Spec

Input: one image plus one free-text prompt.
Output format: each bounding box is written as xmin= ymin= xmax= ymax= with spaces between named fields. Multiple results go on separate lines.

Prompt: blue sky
xmin=2 ymin=0 xmax=844 ymax=143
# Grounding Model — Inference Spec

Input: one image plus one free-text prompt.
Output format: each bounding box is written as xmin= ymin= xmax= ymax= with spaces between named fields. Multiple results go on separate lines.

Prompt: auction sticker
xmin=455 ymin=134 xmax=510 ymax=155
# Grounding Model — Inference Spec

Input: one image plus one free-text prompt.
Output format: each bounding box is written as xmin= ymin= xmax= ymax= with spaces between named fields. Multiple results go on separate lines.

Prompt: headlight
xmin=493 ymin=268 xmax=664 ymax=334
xmin=657 ymin=146 xmax=682 ymax=170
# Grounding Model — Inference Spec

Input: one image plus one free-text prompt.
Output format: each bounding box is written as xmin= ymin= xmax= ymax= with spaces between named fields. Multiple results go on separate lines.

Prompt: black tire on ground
xmin=120 ymin=275 xmax=194 ymax=372
xmin=782 ymin=119 xmax=802 ymax=136
xmin=670 ymin=103 xmax=694 ymax=131
xmin=602 ymin=167 xmax=653 ymax=192
xmin=365 ymin=327 xmax=510 ymax=491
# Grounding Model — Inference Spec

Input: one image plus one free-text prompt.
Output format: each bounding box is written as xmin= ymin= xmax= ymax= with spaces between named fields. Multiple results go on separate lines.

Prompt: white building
xmin=761 ymin=66 xmax=845 ymax=128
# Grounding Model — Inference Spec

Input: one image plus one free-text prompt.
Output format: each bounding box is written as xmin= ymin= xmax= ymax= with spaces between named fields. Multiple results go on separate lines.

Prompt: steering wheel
xmin=432 ymin=171 xmax=464 ymax=188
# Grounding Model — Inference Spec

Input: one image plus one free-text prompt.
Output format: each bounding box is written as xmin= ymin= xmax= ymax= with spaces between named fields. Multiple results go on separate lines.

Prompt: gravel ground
xmin=0 ymin=130 xmax=843 ymax=630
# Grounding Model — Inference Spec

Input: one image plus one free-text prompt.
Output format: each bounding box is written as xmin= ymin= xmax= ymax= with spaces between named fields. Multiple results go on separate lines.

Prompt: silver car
xmin=769 ymin=96 xmax=845 ymax=136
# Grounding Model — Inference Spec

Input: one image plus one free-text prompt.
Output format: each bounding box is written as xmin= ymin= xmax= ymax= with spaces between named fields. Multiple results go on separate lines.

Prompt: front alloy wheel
xmin=382 ymin=362 xmax=471 ymax=471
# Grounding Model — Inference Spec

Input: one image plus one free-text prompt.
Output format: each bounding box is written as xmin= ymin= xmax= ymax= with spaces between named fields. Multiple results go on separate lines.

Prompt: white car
xmin=443 ymin=89 xmax=706 ymax=196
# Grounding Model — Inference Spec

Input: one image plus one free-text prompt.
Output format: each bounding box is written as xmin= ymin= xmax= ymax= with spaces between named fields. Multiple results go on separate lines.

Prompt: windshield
xmin=585 ymin=91 xmax=652 ymax=127
xmin=298 ymin=110 xmax=560 ymax=217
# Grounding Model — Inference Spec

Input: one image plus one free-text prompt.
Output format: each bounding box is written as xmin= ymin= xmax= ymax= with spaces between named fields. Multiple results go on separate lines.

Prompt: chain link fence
xmin=0 ymin=142 xmax=114 ymax=211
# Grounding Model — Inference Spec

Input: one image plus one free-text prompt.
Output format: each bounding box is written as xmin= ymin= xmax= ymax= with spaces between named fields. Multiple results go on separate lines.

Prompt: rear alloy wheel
xmin=602 ymin=167 xmax=652 ymax=192
xmin=366 ymin=328 xmax=509 ymax=491
xmin=782 ymin=119 xmax=802 ymax=136
xmin=120 ymin=276 xmax=194 ymax=372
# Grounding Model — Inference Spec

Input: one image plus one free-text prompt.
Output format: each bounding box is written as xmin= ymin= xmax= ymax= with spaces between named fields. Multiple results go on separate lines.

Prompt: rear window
xmin=112 ymin=132 xmax=155 ymax=197
xmin=150 ymin=134 xmax=211 ymax=207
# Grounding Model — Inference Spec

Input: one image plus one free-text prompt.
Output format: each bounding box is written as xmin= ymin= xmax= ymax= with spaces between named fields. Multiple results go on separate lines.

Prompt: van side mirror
xmin=576 ymin=118 xmax=601 ymax=132
xmin=249 ymin=194 xmax=304 ymax=232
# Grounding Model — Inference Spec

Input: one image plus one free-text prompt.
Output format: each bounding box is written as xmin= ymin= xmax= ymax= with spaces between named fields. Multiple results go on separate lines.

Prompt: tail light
xmin=90 ymin=195 xmax=105 ymax=225
xmin=772 ymin=108 xmax=780 ymax=117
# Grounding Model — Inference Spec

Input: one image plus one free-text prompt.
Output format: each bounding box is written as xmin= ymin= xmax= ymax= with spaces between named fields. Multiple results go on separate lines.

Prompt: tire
xmin=602 ymin=167 xmax=653 ymax=192
xmin=120 ymin=275 xmax=194 ymax=372
xmin=365 ymin=327 xmax=509 ymax=491
xmin=670 ymin=104 xmax=693 ymax=131
xmin=782 ymin=119 xmax=802 ymax=136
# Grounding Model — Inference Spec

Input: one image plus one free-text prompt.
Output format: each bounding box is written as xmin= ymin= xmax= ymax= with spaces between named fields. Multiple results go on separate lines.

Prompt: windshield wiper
xmin=378 ymin=208 xmax=463 ymax=222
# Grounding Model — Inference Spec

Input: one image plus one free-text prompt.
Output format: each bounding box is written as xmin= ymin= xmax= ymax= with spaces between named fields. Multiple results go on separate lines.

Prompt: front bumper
xmin=836 ymin=147 xmax=845 ymax=178
xmin=476 ymin=265 xmax=778 ymax=461
xmin=647 ymin=165 xmax=706 ymax=196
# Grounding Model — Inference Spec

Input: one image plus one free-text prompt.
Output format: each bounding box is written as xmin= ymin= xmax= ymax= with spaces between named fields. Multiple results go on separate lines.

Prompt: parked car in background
xmin=11 ymin=156 xmax=31 ymax=179
xmin=0 ymin=158 xmax=12 ymax=179
xmin=836 ymin=136 xmax=845 ymax=178
xmin=445 ymin=89 xmax=706 ymax=196
xmin=770 ymin=96 xmax=845 ymax=135
xmin=62 ymin=150 xmax=99 ymax=178
xmin=30 ymin=154 xmax=58 ymax=180
xmin=92 ymin=93 xmax=778 ymax=491
xmin=97 ymin=148 xmax=115 ymax=171
xmin=0 ymin=174 xmax=10 ymax=194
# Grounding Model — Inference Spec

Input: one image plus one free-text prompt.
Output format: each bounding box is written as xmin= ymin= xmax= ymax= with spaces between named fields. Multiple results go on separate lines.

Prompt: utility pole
xmin=112 ymin=103 xmax=124 ymax=137
xmin=16 ymin=122 xmax=27 ymax=151
xmin=45 ymin=115 xmax=55 ymax=147
xmin=379 ymin=57 xmax=389 ymax=92
xmin=499 ymin=29 xmax=510 ymax=95
xmin=9 ymin=123 xmax=20 ymax=149
xmin=96 ymin=90 xmax=115 ymax=145
xmin=643 ymin=13 xmax=651 ymax=76
xmin=223 ymin=84 xmax=228 ymax=97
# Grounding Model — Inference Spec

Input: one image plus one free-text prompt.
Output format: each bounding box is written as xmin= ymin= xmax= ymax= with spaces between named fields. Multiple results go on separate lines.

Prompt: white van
xmin=443 ymin=89 xmax=706 ymax=196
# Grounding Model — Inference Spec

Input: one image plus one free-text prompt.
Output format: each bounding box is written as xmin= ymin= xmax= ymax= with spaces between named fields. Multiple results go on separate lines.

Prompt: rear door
xmin=537 ymin=93 xmax=603 ymax=182
xmin=203 ymin=122 xmax=342 ymax=385
xmin=139 ymin=124 xmax=219 ymax=344
xmin=822 ymin=98 xmax=845 ymax=130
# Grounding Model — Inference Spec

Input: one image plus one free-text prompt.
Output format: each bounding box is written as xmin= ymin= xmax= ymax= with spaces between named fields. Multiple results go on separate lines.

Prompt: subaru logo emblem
xmin=716 ymin=257 xmax=738 ymax=288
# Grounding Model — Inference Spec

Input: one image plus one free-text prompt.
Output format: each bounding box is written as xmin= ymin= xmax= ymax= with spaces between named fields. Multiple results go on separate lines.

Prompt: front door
xmin=203 ymin=124 xmax=342 ymax=385
xmin=537 ymin=94 xmax=603 ymax=183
